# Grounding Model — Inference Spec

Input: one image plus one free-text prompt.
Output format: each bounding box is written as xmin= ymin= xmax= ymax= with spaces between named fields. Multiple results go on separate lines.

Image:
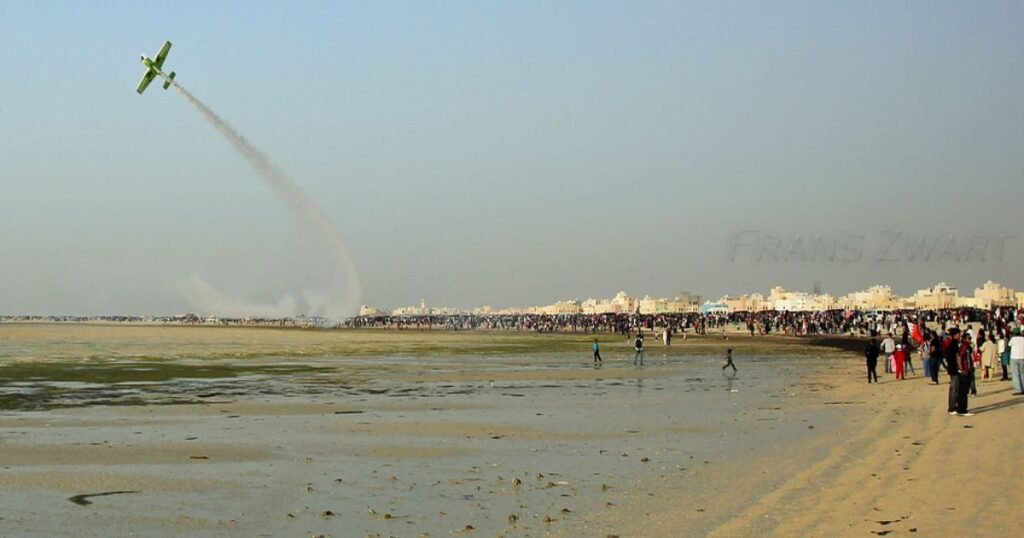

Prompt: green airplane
xmin=137 ymin=40 xmax=176 ymax=94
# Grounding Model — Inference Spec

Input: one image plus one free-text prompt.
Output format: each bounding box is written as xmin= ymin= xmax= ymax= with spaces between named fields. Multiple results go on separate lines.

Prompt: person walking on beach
xmin=722 ymin=348 xmax=737 ymax=374
xmin=633 ymin=333 xmax=644 ymax=366
xmin=881 ymin=333 xmax=896 ymax=373
xmin=865 ymin=337 xmax=880 ymax=383
xmin=592 ymin=338 xmax=602 ymax=365
xmin=1009 ymin=327 xmax=1024 ymax=395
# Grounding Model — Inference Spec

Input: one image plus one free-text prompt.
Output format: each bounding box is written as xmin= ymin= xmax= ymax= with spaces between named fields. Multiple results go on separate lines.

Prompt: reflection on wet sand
xmin=0 ymin=325 xmax=854 ymax=536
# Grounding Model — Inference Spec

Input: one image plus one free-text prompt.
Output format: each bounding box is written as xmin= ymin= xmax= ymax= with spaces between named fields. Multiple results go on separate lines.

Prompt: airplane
xmin=137 ymin=40 xmax=176 ymax=94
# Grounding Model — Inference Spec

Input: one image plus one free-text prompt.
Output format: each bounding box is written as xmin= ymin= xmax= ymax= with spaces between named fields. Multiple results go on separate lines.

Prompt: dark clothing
xmin=865 ymin=341 xmax=880 ymax=383
xmin=944 ymin=339 xmax=960 ymax=376
xmin=722 ymin=354 xmax=737 ymax=372
xmin=929 ymin=336 xmax=942 ymax=383
xmin=945 ymin=339 xmax=965 ymax=413
xmin=956 ymin=374 xmax=970 ymax=413
xmin=949 ymin=374 xmax=970 ymax=414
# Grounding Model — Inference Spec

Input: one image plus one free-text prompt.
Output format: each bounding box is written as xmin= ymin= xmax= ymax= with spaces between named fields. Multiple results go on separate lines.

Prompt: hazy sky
xmin=1 ymin=1 xmax=1022 ymax=315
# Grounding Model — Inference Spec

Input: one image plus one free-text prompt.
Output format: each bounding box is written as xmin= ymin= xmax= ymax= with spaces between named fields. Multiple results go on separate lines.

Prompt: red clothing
xmin=958 ymin=344 xmax=974 ymax=373
xmin=894 ymin=348 xmax=905 ymax=380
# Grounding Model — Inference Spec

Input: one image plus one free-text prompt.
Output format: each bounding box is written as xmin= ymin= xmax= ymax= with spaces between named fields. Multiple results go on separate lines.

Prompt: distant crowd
xmin=344 ymin=307 xmax=1017 ymax=338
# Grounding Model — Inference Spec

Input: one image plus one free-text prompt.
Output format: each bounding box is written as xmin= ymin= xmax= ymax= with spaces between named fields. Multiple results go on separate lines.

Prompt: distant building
xmin=676 ymin=291 xmax=701 ymax=306
xmin=359 ymin=305 xmax=384 ymax=317
xmin=392 ymin=305 xmax=421 ymax=316
xmin=638 ymin=295 xmax=664 ymax=314
xmin=701 ymin=301 xmax=728 ymax=315
xmin=375 ymin=279 xmax=1021 ymax=319
xmin=580 ymin=298 xmax=611 ymax=314
xmin=838 ymin=285 xmax=902 ymax=311
xmin=768 ymin=286 xmax=835 ymax=311
xmin=540 ymin=300 xmax=582 ymax=315
xmin=973 ymin=281 xmax=1015 ymax=309
xmin=610 ymin=291 xmax=637 ymax=313
xmin=912 ymin=282 xmax=959 ymax=310
xmin=392 ymin=299 xmax=429 ymax=316
xmin=721 ymin=293 xmax=769 ymax=313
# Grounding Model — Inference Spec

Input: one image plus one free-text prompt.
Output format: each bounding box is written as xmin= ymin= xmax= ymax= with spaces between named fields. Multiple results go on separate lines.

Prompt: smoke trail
xmin=171 ymin=82 xmax=361 ymax=320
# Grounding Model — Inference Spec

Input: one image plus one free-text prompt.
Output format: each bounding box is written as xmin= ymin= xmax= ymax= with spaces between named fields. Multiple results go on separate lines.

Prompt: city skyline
xmin=366 ymin=278 xmax=1021 ymax=317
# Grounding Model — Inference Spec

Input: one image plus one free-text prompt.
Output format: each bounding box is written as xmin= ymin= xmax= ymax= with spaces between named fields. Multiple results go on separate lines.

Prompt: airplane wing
xmin=136 ymin=70 xmax=158 ymax=94
xmin=153 ymin=41 xmax=172 ymax=69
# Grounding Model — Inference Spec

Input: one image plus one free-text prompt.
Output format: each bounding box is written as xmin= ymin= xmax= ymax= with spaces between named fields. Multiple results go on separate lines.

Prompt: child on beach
xmin=722 ymin=349 xmax=737 ymax=373
xmin=894 ymin=344 xmax=905 ymax=380
xmin=592 ymin=338 xmax=602 ymax=365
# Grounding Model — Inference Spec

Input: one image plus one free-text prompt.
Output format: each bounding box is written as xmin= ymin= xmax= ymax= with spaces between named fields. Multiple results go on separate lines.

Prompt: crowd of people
xmin=862 ymin=312 xmax=1024 ymax=417
xmin=345 ymin=307 xmax=1012 ymax=338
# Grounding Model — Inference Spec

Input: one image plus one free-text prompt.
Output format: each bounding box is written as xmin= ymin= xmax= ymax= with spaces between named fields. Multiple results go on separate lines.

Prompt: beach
xmin=1 ymin=324 xmax=1020 ymax=536
xmin=702 ymin=362 xmax=1022 ymax=537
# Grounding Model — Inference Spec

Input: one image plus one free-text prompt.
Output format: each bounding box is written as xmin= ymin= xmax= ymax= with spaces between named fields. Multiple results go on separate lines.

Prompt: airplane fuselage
xmin=140 ymin=56 xmax=162 ymax=74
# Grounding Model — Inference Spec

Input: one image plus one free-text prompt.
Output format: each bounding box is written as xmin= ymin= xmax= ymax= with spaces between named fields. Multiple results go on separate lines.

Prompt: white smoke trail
xmin=171 ymin=82 xmax=361 ymax=320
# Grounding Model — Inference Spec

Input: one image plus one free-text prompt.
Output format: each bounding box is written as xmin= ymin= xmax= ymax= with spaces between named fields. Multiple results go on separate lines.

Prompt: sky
xmin=1 ymin=1 xmax=1022 ymax=316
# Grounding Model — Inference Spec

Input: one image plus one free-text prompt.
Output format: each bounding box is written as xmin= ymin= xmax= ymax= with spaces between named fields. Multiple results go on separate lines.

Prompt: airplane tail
xmin=163 ymin=71 xmax=176 ymax=90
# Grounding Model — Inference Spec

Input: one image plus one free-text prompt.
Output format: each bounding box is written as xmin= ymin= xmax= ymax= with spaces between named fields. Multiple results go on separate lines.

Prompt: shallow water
xmin=0 ymin=325 xmax=853 ymax=536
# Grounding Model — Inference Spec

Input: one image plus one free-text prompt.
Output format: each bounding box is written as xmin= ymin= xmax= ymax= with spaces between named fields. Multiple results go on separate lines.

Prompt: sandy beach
xmin=1 ymin=325 xmax=1020 ymax=536
xmin=705 ymin=362 xmax=1022 ymax=537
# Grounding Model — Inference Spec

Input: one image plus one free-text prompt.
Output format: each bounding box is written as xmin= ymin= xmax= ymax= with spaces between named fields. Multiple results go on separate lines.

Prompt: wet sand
xmin=1 ymin=325 xmax=1020 ymax=536
xmin=704 ymin=368 xmax=1022 ymax=536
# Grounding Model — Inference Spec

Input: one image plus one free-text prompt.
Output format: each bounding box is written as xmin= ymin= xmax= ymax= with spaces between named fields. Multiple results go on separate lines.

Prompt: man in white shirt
xmin=881 ymin=333 xmax=896 ymax=374
xmin=1009 ymin=327 xmax=1024 ymax=395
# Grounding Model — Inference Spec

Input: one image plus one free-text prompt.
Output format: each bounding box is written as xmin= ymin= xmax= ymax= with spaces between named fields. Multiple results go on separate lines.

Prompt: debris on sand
xmin=68 ymin=490 xmax=140 ymax=506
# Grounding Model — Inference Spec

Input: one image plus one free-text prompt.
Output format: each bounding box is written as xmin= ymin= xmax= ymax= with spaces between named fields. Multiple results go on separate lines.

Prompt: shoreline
xmin=635 ymin=344 xmax=1023 ymax=536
